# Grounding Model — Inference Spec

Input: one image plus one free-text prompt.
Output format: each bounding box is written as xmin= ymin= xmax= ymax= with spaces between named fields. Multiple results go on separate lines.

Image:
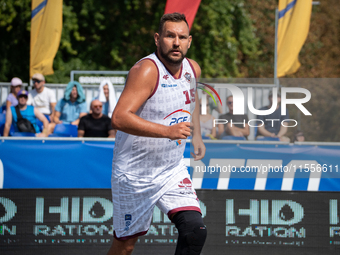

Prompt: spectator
xmin=3 ymin=90 xmax=49 ymax=137
xmin=257 ymin=91 xmax=290 ymax=142
xmin=54 ymin=81 xmax=87 ymax=125
xmin=27 ymin=73 xmax=56 ymax=122
xmin=5 ymin=77 xmax=22 ymax=111
xmin=199 ymin=99 xmax=216 ymax=139
xmin=217 ymin=95 xmax=249 ymax=139
xmin=78 ymin=100 xmax=115 ymax=138
xmin=95 ymin=79 xmax=117 ymax=118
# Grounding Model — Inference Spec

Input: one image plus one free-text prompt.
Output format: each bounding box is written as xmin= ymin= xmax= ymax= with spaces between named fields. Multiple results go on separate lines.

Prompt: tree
xmin=0 ymin=0 xmax=31 ymax=82
xmin=0 ymin=0 xmax=260 ymax=83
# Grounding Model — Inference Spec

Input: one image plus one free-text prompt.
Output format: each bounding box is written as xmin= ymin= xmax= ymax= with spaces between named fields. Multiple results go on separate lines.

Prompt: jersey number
xmin=183 ymin=88 xmax=195 ymax=104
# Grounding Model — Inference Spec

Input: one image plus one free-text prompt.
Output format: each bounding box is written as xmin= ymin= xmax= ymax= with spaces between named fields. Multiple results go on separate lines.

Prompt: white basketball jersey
xmin=112 ymin=53 xmax=197 ymax=180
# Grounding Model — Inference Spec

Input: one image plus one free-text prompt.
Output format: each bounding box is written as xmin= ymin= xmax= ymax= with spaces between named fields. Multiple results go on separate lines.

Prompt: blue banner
xmin=1 ymin=140 xmax=340 ymax=191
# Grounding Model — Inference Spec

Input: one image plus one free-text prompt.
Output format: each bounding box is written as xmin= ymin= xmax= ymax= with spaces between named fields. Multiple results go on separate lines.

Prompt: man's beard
xmin=159 ymin=47 xmax=185 ymax=66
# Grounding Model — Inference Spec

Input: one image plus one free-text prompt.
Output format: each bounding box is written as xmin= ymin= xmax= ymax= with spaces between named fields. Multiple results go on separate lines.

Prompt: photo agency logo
xmin=210 ymin=85 xmax=312 ymax=129
xmin=198 ymin=82 xmax=223 ymax=115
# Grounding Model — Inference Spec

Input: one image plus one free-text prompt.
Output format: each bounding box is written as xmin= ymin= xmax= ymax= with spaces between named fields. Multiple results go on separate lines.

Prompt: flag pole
xmin=274 ymin=7 xmax=279 ymax=87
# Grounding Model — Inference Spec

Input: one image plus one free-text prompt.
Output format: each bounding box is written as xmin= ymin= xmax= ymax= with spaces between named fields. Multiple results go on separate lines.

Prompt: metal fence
xmin=0 ymin=82 xmax=125 ymax=111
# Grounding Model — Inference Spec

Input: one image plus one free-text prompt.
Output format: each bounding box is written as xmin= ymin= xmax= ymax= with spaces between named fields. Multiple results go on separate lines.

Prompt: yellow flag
xmin=30 ymin=0 xmax=63 ymax=78
xmin=277 ymin=0 xmax=312 ymax=77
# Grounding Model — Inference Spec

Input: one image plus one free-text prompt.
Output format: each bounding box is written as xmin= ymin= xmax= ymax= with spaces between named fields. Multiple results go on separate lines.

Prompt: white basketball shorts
xmin=111 ymin=160 xmax=201 ymax=240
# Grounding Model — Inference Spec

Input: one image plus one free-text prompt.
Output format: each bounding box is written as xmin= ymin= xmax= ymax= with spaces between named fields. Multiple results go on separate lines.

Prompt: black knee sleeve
xmin=172 ymin=211 xmax=207 ymax=255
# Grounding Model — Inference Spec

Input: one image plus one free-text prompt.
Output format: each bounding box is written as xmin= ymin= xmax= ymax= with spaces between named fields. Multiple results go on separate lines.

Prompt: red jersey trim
xmin=186 ymin=58 xmax=197 ymax=79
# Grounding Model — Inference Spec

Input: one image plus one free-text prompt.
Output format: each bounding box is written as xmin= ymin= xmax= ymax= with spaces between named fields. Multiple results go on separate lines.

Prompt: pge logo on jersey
xmin=164 ymin=109 xmax=191 ymax=146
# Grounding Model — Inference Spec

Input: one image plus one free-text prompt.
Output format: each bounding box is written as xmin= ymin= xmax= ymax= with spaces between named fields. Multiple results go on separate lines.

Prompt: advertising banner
xmin=1 ymin=190 xmax=340 ymax=255
xmin=1 ymin=140 xmax=340 ymax=191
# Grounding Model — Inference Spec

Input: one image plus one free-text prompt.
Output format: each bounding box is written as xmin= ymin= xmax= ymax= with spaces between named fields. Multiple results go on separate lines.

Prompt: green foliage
xmin=189 ymin=0 xmax=260 ymax=78
xmin=0 ymin=0 xmax=31 ymax=82
xmin=0 ymin=0 xmax=259 ymax=83
xmin=1 ymin=0 xmax=340 ymax=141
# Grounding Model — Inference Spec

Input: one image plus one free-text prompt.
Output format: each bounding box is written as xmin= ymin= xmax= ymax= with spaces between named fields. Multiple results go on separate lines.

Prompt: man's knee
xmin=172 ymin=211 xmax=207 ymax=255
xmin=185 ymin=225 xmax=207 ymax=253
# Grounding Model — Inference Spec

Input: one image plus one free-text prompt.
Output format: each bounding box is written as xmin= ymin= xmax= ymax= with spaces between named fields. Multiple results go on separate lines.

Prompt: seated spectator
xmin=3 ymin=90 xmax=49 ymax=137
xmin=257 ymin=91 xmax=290 ymax=142
xmin=54 ymin=81 xmax=87 ymax=125
xmin=5 ymin=77 xmax=22 ymax=111
xmin=94 ymin=79 xmax=117 ymax=118
xmin=199 ymin=99 xmax=216 ymax=139
xmin=27 ymin=73 xmax=57 ymax=122
xmin=217 ymin=95 xmax=249 ymax=139
xmin=78 ymin=100 xmax=115 ymax=138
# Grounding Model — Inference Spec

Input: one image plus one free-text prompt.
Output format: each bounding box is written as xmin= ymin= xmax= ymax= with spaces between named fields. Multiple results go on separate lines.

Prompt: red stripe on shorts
xmin=114 ymin=230 xmax=148 ymax=241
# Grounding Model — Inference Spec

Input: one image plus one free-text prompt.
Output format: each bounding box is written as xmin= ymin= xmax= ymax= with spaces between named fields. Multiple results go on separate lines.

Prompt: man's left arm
xmin=50 ymin=102 xmax=56 ymax=123
xmin=189 ymin=59 xmax=205 ymax=161
xmin=49 ymin=90 xmax=57 ymax=123
xmin=277 ymin=125 xmax=288 ymax=138
xmin=277 ymin=110 xmax=289 ymax=138
xmin=108 ymin=129 xmax=116 ymax=138
xmin=71 ymin=103 xmax=88 ymax=126
xmin=107 ymin=118 xmax=116 ymax=138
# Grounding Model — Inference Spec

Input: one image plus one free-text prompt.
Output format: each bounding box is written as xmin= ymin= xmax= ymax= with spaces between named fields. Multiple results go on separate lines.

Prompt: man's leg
xmin=172 ymin=211 xmax=207 ymax=255
xmin=107 ymin=236 xmax=138 ymax=255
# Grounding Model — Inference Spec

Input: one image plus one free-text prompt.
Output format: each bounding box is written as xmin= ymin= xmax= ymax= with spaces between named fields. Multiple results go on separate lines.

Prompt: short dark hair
xmin=158 ymin=12 xmax=189 ymax=35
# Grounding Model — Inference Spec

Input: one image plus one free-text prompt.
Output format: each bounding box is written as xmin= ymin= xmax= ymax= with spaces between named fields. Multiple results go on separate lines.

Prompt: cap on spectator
xmin=11 ymin=77 xmax=22 ymax=86
xmin=17 ymin=90 xmax=28 ymax=97
xmin=32 ymin=73 xmax=45 ymax=81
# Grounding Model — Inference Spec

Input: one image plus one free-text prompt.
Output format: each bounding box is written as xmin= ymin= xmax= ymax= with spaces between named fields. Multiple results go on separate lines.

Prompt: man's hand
xmin=191 ymin=136 xmax=206 ymax=161
xmin=167 ymin=122 xmax=191 ymax=140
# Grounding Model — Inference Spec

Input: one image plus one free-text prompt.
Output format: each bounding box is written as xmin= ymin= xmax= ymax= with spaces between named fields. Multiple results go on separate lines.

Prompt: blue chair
xmin=35 ymin=118 xmax=44 ymax=132
xmin=201 ymin=136 xmax=211 ymax=140
xmin=0 ymin=113 xmax=6 ymax=124
xmin=0 ymin=113 xmax=6 ymax=136
xmin=256 ymin=136 xmax=280 ymax=141
xmin=49 ymin=123 xmax=78 ymax=137
xmin=221 ymin=135 xmax=246 ymax=141
xmin=11 ymin=132 xmax=36 ymax=137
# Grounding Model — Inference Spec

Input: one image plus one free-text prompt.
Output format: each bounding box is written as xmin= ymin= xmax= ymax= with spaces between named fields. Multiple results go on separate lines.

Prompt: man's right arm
xmin=111 ymin=60 xmax=190 ymax=140
xmin=3 ymin=108 xmax=12 ymax=137
xmin=54 ymin=111 xmax=62 ymax=124
xmin=54 ymin=100 xmax=62 ymax=124
xmin=258 ymin=125 xmax=275 ymax=137
xmin=257 ymin=112 xmax=275 ymax=137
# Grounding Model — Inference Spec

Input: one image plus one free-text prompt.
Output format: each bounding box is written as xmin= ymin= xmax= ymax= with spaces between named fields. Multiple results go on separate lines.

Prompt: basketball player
xmin=107 ymin=13 xmax=206 ymax=255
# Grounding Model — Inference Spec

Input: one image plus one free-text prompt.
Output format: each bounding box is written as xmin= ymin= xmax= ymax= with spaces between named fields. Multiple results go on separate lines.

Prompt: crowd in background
xmin=1 ymin=74 xmax=304 ymax=141
xmin=1 ymin=74 xmax=116 ymax=138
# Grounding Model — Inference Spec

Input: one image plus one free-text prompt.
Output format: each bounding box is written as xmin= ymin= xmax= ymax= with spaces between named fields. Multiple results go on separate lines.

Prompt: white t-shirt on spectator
xmin=27 ymin=87 xmax=57 ymax=115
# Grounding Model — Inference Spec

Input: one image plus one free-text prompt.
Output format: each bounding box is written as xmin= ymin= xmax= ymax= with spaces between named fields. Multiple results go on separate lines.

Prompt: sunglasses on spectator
xmin=93 ymin=105 xmax=102 ymax=108
xmin=227 ymin=101 xmax=233 ymax=105
xmin=33 ymin=79 xmax=43 ymax=84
